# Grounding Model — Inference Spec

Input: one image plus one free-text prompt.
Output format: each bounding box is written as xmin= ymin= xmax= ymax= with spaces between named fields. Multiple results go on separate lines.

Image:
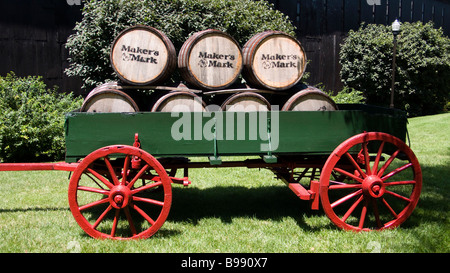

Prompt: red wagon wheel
xmin=68 ymin=145 xmax=172 ymax=240
xmin=320 ymin=132 xmax=422 ymax=231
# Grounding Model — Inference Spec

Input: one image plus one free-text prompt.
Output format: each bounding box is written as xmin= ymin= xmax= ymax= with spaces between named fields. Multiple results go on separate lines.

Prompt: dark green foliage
xmin=65 ymin=0 xmax=296 ymax=90
xmin=340 ymin=22 xmax=450 ymax=116
xmin=0 ymin=73 xmax=83 ymax=162
xmin=327 ymin=86 xmax=366 ymax=104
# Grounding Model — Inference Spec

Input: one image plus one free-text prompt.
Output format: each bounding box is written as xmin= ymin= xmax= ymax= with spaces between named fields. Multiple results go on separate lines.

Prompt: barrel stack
xmin=81 ymin=25 xmax=337 ymax=113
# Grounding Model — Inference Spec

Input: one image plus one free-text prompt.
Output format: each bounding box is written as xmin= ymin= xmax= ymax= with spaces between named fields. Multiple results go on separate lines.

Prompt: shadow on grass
xmin=0 ymin=207 xmax=68 ymax=213
xmin=167 ymin=161 xmax=449 ymax=233
xmin=400 ymin=163 xmax=450 ymax=229
xmin=168 ymin=185 xmax=333 ymax=232
xmin=1 ymin=162 xmax=446 ymax=239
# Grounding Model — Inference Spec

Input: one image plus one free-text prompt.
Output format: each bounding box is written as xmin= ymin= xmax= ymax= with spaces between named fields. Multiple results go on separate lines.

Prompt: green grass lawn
xmin=0 ymin=113 xmax=448 ymax=253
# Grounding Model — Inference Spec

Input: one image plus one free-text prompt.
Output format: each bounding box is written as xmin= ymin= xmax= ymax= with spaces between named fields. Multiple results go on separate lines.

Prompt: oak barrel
xmin=85 ymin=82 xmax=120 ymax=100
xmin=221 ymin=92 xmax=271 ymax=111
xmin=151 ymin=91 xmax=206 ymax=112
xmin=281 ymin=86 xmax=337 ymax=111
xmin=110 ymin=25 xmax=176 ymax=86
xmin=81 ymin=88 xmax=140 ymax=113
xmin=178 ymin=29 xmax=243 ymax=90
xmin=242 ymin=31 xmax=306 ymax=91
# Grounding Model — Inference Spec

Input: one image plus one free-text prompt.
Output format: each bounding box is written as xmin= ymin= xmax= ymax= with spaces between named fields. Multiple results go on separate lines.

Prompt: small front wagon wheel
xmin=320 ymin=132 xmax=422 ymax=231
xmin=68 ymin=145 xmax=172 ymax=240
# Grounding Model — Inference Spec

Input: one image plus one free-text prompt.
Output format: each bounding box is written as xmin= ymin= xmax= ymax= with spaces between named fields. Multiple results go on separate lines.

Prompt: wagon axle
xmin=109 ymin=185 xmax=131 ymax=209
xmin=362 ymin=175 xmax=386 ymax=199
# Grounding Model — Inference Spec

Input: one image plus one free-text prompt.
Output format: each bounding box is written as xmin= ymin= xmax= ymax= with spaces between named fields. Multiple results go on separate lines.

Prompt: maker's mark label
xmin=261 ymin=54 xmax=299 ymax=69
xmin=187 ymin=35 xmax=243 ymax=88
xmin=197 ymin=51 xmax=235 ymax=68
xmin=121 ymin=45 xmax=159 ymax=64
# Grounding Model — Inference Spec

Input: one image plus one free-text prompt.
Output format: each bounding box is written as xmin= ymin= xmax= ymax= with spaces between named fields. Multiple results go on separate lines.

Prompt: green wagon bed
xmin=64 ymin=104 xmax=407 ymax=162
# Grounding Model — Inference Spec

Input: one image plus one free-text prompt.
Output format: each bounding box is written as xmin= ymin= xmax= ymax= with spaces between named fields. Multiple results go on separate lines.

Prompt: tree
xmin=340 ymin=22 xmax=450 ymax=116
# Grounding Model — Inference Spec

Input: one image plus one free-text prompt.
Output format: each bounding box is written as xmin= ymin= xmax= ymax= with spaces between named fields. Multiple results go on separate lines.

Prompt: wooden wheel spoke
xmin=331 ymin=189 xmax=363 ymax=208
xmin=329 ymin=180 xmax=348 ymax=186
xmin=79 ymin=197 xmax=109 ymax=211
xmin=385 ymin=180 xmax=416 ymax=187
xmin=372 ymin=141 xmax=385 ymax=174
xmin=124 ymin=206 xmax=137 ymax=236
xmin=87 ymin=168 xmax=115 ymax=189
xmin=382 ymin=163 xmax=413 ymax=181
xmin=133 ymin=196 xmax=164 ymax=207
xmin=359 ymin=199 xmax=369 ymax=229
xmin=92 ymin=205 xmax=113 ymax=229
xmin=372 ymin=199 xmax=383 ymax=229
xmin=127 ymin=164 xmax=150 ymax=189
xmin=84 ymin=173 xmax=107 ymax=190
xmin=131 ymin=181 xmax=163 ymax=195
xmin=341 ymin=195 xmax=364 ymax=222
xmin=111 ymin=209 xmax=120 ymax=237
xmin=132 ymin=204 xmax=156 ymax=226
xmin=329 ymin=183 xmax=362 ymax=190
xmin=333 ymin=167 xmax=364 ymax=183
xmin=385 ymin=190 xmax=411 ymax=203
xmin=377 ymin=149 xmax=400 ymax=177
xmin=345 ymin=152 xmax=367 ymax=178
xmin=381 ymin=197 xmax=398 ymax=218
xmin=77 ymin=186 xmax=109 ymax=195
xmin=104 ymin=157 xmax=120 ymax=186
xmin=121 ymin=155 xmax=131 ymax=185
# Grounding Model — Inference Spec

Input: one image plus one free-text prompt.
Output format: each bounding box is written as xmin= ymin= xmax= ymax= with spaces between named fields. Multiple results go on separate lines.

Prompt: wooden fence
xmin=270 ymin=0 xmax=449 ymax=35
xmin=269 ymin=0 xmax=450 ymax=92
xmin=0 ymin=0 xmax=82 ymax=94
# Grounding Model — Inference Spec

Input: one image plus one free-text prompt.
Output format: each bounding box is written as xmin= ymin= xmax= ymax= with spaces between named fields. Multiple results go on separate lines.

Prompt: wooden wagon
xmin=0 ymin=103 xmax=421 ymax=239
xmin=0 ymin=26 xmax=422 ymax=240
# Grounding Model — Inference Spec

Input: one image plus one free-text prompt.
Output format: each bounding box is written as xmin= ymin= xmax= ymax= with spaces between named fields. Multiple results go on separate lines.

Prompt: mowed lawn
xmin=0 ymin=113 xmax=448 ymax=253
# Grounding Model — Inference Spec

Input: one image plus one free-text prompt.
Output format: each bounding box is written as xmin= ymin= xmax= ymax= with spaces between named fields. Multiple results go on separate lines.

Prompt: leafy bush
xmin=65 ymin=0 xmax=296 ymax=90
xmin=340 ymin=22 xmax=450 ymax=116
xmin=327 ymin=87 xmax=366 ymax=104
xmin=0 ymin=72 xmax=83 ymax=162
xmin=445 ymin=101 xmax=450 ymax=112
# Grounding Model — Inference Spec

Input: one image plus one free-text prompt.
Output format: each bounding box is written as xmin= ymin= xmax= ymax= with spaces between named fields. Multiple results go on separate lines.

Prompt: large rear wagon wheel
xmin=320 ymin=132 xmax=422 ymax=231
xmin=68 ymin=145 xmax=172 ymax=240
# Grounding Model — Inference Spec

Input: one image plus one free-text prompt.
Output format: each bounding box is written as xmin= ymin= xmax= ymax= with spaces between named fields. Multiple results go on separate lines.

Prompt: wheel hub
xmin=362 ymin=175 xmax=385 ymax=198
xmin=109 ymin=185 xmax=131 ymax=209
